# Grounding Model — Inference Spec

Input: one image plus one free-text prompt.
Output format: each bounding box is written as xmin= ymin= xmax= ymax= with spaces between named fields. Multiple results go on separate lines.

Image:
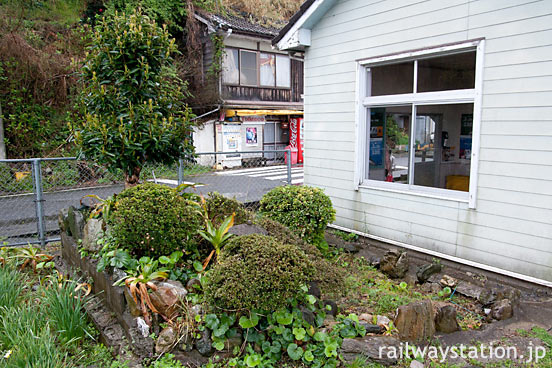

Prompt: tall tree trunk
xmin=0 ymin=101 xmax=6 ymax=159
xmin=124 ymin=166 xmax=142 ymax=189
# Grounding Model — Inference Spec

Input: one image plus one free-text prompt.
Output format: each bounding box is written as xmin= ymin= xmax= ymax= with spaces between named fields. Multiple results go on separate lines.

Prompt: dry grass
xmin=222 ymin=0 xmax=303 ymax=27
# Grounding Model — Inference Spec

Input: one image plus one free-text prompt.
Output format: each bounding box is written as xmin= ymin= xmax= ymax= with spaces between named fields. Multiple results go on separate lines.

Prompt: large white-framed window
xmin=355 ymin=39 xmax=485 ymax=208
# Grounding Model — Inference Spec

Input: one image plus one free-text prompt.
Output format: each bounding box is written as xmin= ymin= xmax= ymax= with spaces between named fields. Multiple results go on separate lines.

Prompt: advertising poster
xmin=246 ymin=127 xmax=258 ymax=145
xmin=369 ymin=108 xmax=386 ymax=167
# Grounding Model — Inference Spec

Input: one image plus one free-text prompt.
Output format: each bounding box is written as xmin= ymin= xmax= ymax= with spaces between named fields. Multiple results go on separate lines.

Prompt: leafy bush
xmin=259 ymin=186 xmax=335 ymax=246
xmin=108 ymin=183 xmax=202 ymax=258
xmin=204 ymin=192 xmax=251 ymax=226
xmin=205 ymin=234 xmax=314 ymax=311
xmin=255 ymin=217 xmax=345 ymax=296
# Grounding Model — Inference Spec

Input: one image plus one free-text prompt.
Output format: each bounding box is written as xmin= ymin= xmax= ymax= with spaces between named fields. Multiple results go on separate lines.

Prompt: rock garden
xmin=1 ymin=183 xmax=552 ymax=368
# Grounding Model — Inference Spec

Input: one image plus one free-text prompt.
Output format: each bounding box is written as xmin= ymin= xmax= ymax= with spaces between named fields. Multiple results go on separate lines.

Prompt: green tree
xmin=74 ymin=10 xmax=195 ymax=187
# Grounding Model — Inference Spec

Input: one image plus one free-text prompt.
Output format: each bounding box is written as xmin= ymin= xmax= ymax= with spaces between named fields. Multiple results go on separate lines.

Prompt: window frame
xmin=354 ymin=39 xmax=485 ymax=209
xmin=222 ymin=47 xmax=292 ymax=90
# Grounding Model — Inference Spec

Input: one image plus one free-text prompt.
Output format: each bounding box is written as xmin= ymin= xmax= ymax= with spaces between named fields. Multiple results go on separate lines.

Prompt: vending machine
xmin=289 ymin=118 xmax=304 ymax=164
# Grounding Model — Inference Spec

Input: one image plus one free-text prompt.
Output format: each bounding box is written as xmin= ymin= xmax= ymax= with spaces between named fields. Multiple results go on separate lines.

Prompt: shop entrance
xmin=263 ymin=121 xmax=289 ymax=160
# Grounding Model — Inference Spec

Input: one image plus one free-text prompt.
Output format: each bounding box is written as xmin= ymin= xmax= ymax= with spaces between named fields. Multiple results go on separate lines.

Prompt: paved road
xmin=0 ymin=165 xmax=303 ymax=244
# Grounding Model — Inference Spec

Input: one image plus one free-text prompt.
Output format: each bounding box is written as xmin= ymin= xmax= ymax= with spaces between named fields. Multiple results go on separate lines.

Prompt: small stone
xmin=195 ymin=328 xmax=214 ymax=356
xmin=394 ymin=300 xmax=435 ymax=343
xmin=410 ymin=360 xmax=425 ymax=368
xmin=155 ymin=327 xmax=177 ymax=354
xmin=477 ymin=288 xmax=497 ymax=306
xmin=67 ymin=206 xmax=85 ymax=240
xmin=380 ymin=249 xmax=409 ymax=279
xmin=186 ymin=278 xmax=201 ymax=292
xmin=434 ymin=303 xmax=460 ymax=333
xmin=308 ymin=281 xmax=321 ymax=299
xmin=322 ymin=300 xmax=338 ymax=317
xmin=323 ymin=314 xmax=336 ymax=327
xmin=496 ymin=287 xmax=521 ymax=305
xmin=300 ymin=307 xmax=316 ymax=326
xmin=369 ymin=256 xmax=381 ymax=268
xmin=359 ymin=313 xmax=373 ymax=322
xmin=82 ymin=218 xmax=104 ymax=252
xmin=341 ymin=336 xmax=402 ymax=365
xmin=376 ymin=315 xmax=391 ymax=327
xmin=359 ymin=322 xmax=383 ymax=334
xmin=404 ymin=273 xmax=417 ymax=287
xmin=440 ymin=275 xmax=458 ymax=288
xmin=136 ymin=317 xmax=149 ymax=338
xmin=416 ymin=262 xmax=442 ymax=284
xmin=492 ymin=299 xmax=513 ymax=321
xmin=149 ymin=280 xmax=188 ymax=320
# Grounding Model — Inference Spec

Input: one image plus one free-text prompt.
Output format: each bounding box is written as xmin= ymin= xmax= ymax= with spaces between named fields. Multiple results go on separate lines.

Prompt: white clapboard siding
xmin=302 ymin=0 xmax=552 ymax=281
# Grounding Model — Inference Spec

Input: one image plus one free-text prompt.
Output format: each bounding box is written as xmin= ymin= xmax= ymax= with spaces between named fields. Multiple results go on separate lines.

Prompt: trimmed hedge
xmin=108 ymin=183 xmax=202 ymax=258
xmin=259 ymin=186 xmax=335 ymax=246
xmin=205 ymin=234 xmax=314 ymax=311
xmin=204 ymin=192 xmax=251 ymax=226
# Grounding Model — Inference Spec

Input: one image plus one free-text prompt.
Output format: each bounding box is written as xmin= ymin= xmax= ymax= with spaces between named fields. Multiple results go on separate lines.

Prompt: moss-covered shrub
xmin=204 ymin=192 xmax=251 ymax=226
xmin=205 ymin=234 xmax=314 ymax=311
xmin=108 ymin=183 xmax=202 ymax=258
xmin=259 ymin=185 xmax=335 ymax=246
xmin=255 ymin=217 xmax=345 ymax=295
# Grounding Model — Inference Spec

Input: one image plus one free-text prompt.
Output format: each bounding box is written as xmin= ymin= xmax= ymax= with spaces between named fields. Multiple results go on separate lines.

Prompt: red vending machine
xmin=289 ymin=118 xmax=304 ymax=164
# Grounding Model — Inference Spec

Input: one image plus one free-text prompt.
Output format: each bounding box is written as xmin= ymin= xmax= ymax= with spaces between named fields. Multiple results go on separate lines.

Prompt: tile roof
xmin=209 ymin=13 xmax=281 ymax=38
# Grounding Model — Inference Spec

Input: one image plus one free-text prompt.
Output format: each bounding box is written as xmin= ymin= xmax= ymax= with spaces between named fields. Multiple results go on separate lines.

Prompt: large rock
xmin=380 ymin=250 xmax=409 ymax=279
xmin=434 ymin=302 xmax=460 ymax=333
xmin=394 ymin=299 xmax=435 ymax=343
xmin=149 ymin=280 xmax=188 ymax=320
xmin=66 ymin=206 xmax=85 ymax=239
xmin=341 ymin=336 xmax=402 ymax=366
xmin=82 ymin=218 xmax=104 ymax=252
xmin=155 ymin=326 xmax=177 ymax=354
xmin=58 ymin=208 xmax=70 ymax=232
xmin=416 ymin=262 xmax=442 ymax=284
xmin=492 ymin=299 xmax=513 ymax=321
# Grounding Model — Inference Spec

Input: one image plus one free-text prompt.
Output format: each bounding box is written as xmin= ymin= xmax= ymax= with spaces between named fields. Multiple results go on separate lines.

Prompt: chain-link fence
xmin=0 ymin=149 xmax=300 ymax=247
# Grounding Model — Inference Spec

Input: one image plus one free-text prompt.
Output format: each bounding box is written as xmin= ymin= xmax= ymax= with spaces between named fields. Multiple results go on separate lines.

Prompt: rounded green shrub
xmin=255 ymin=217 xmax=345 ymax=295
xmin=108 ymin=183 xmax=202 ymax=258
xmin=259 ymin=186 xmax=336 ymax=245
xmin=204 ymin=192 xmax=251 ymax=226
xmin=205 ymin=234 xmax=314 ymax=311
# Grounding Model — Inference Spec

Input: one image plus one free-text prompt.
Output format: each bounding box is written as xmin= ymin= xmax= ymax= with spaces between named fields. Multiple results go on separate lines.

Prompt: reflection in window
xmin=368 ymin=105 xmax=411 ymax=184
xmin=222 ymin=49 xmax=239 ymax=85
xmin=417 ymin=52 xmax=475 ymax=92
xmin=260 ymin=53 xmax=275 ymax=86
xmin=413 ymin=104 xmax=473 ymax=191
xmin=368 ymin=62 xmax=414 ymax=96
xmin=240 ymin=50 xmax=257 ymax=86
xmin=276 ymin=54 xmax=291 ymax=88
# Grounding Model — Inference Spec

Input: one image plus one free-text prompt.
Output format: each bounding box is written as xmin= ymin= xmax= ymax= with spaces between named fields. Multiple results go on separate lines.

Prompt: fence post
xmin=178 ymin=158 xmax=184 ymax=185
xmin=286 ymin=149 xmax=292 ymax=185
xmin=32 ymin=159 xmax=46 ymax=247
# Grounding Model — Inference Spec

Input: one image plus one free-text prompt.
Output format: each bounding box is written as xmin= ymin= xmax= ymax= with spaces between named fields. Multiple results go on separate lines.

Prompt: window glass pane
xmin=368 ymin=62 xmax=414 ymax=96
xmin=276 ymin=55 xmax=291 ymax=88
xmin=367 ymin=105 xmax=411 ymax=183
xmin=417 ymin=51 xmax=476 ymax=92
xmin=222 ymin=49 xmax=239 ymax=84
xmin=260 ymin=53 xmax=275 ymax=86
xmin=413 ymin=103 xmax=473 ymax=191
xmin=240 ymin=50 xmax=257 ymax=86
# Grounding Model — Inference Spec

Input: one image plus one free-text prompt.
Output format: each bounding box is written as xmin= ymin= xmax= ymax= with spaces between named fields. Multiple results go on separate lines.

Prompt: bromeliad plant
xmin=10 ymin=246 xmax=54 ymax=272
xmin=115 ymin=257 xmax=169 ymax=325
xmin=197 ymin=195 xmax=235 ymax=269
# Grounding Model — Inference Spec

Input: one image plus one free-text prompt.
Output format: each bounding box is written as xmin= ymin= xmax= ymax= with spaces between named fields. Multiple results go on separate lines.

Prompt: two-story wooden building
xmin=193 ymin=13 xmax=304 ymax=167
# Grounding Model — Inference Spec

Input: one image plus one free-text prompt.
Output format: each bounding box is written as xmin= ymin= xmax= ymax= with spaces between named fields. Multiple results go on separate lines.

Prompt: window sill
xmin=358 ymin=181 xmax=470 ymax=204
